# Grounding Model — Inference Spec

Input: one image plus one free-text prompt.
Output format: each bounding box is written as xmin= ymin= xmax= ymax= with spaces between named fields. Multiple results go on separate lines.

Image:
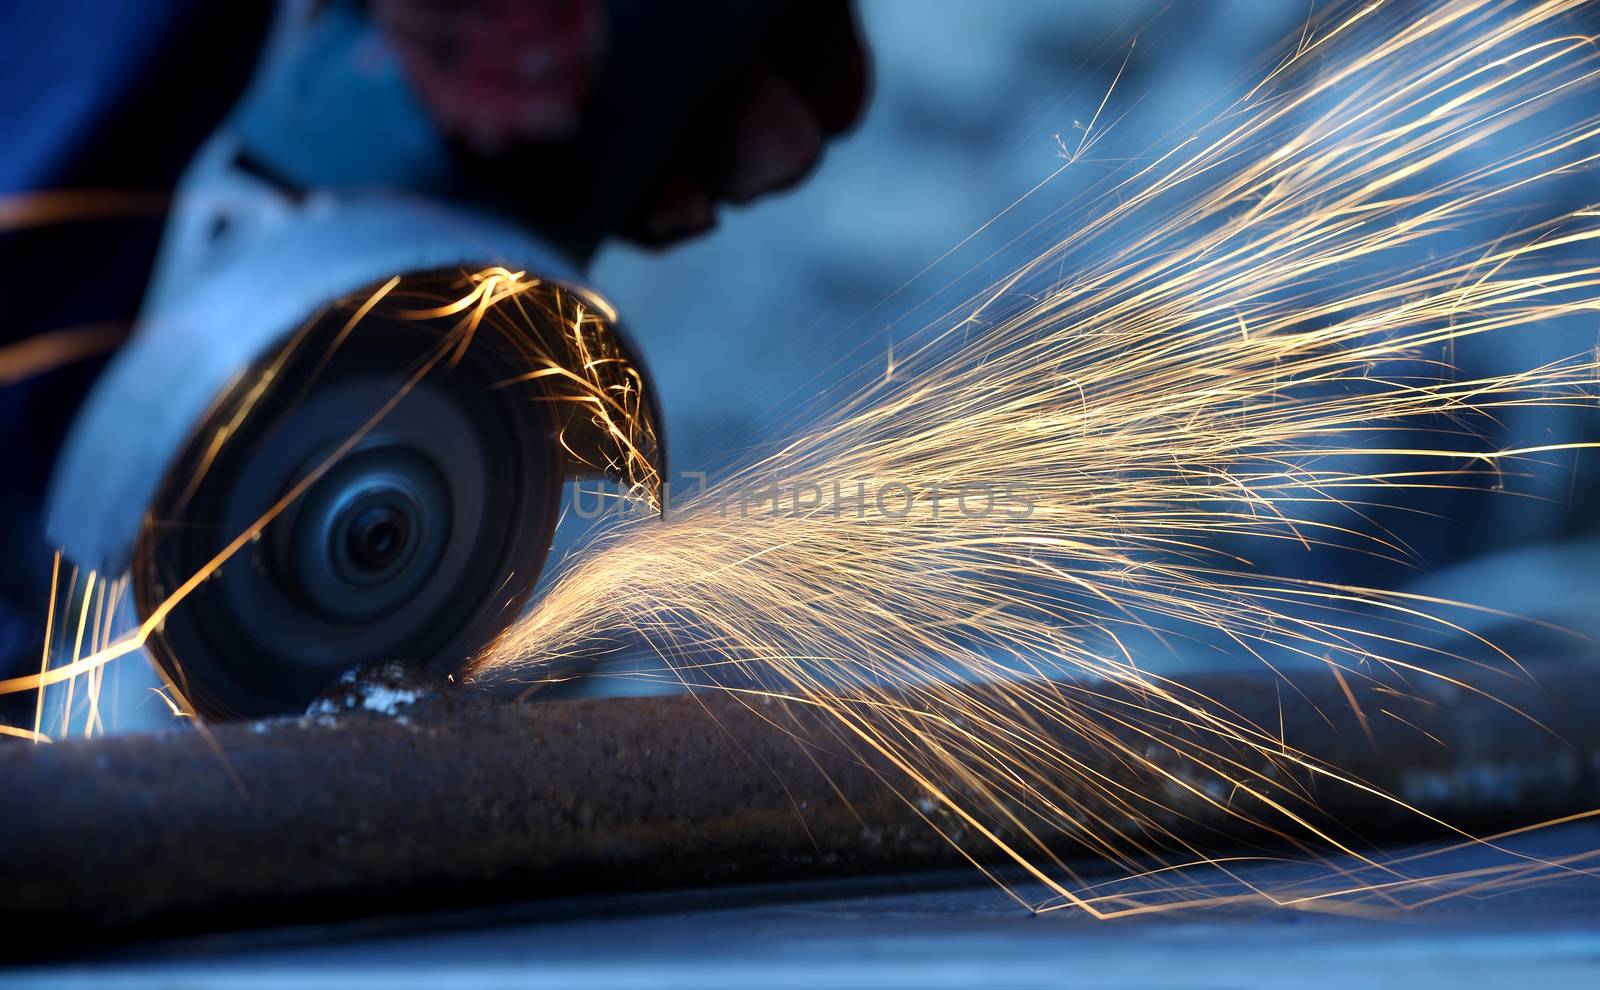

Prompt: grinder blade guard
xmin=44 ymin=6 xmax=667 ymax=719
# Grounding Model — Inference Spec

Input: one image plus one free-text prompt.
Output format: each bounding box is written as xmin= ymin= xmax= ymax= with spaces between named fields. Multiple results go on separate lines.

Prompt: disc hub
xmin=278 ymin=445 xmax=452 ymax=624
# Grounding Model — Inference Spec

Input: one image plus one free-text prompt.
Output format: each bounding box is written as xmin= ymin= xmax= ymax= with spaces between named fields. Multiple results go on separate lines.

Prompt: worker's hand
xmin=622 ymin=1 xmax=869 ymax=245
xmin=374 ymin=0 xmax=869 ymax=247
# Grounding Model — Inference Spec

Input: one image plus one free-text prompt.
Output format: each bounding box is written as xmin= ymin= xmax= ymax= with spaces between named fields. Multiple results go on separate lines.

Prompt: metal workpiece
xmin=4 ymin=661 xmax=1599 ymax=949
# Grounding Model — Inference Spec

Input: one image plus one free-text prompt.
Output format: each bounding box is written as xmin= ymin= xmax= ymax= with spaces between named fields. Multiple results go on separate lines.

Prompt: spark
xmin=1060 ymin=38 xmax=1135 ymax=167
xmin=0 ymin=190 xmax=167 ymax=232
xmin=0 ymin=323 xmax=127 ymax=386
xmin=31 ymin=551 xmax=59 ymax=742
xmin=477 ymin=0 xmax=1600 ymax=915
xmin=0 ymin=724 xmax=50 ymax=743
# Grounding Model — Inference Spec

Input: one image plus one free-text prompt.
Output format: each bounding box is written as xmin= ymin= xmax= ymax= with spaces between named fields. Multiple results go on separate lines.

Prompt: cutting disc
xmin=46 ymin=194 xmax=665 ymax=719
xmin=39 ymin=0 xmax=782 ymax=720
xmin=132 ymin=275 xmax=574 ymax=717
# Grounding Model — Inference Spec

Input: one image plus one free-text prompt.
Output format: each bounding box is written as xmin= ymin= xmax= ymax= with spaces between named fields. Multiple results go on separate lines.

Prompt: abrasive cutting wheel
xmin=133 ymin=276 xmax=577 ymax=718
xmin=48 ymin=215 xmax=664 ymax=720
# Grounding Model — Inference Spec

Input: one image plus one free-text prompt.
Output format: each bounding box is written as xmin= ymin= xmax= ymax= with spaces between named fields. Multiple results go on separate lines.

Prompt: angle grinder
xmin=44 ymin=1 xmax=782 ymax=719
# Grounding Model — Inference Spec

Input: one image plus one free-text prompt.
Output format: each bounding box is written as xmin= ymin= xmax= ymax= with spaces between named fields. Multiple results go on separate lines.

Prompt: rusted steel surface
xmin=3 ymin=663 xmax=1598 ymax=948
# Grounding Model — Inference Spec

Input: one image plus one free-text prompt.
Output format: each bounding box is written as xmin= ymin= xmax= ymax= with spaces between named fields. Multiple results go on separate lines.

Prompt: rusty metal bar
xmin=3 ymin=663 xmax=1598 ymax=949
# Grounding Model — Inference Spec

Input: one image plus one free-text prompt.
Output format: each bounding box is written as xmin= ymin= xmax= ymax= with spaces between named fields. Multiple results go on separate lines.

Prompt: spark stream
xmin=483 ymin=0 xmax=1600 ymax=917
